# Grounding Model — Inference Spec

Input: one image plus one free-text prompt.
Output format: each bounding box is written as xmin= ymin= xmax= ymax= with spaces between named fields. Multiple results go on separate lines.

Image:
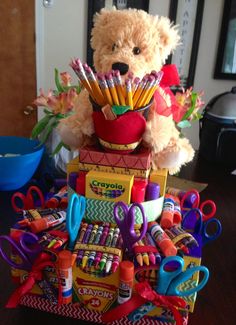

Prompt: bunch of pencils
xmin=70 ymin=58 xmax=163 ymax=110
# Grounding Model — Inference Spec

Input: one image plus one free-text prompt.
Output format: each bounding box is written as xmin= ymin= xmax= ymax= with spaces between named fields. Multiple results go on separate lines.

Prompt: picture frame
xmin=214 ymin=0 xmax=236 ymax=80
xmin=87 ymin=0 xmax=149 ymax=68
xmin=168 ymin=0 xmax=205 ymax=89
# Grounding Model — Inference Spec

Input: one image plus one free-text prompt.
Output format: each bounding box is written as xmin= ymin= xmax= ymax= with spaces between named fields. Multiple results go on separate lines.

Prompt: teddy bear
xmin=58 ymin=8 xmax=194 ymax=175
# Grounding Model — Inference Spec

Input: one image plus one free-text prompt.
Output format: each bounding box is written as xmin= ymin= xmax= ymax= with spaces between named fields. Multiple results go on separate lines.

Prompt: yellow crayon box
xmin=150 ymin=168 xmax=168 ymax=196
xmin=85 ymin=170 xmax=134 ymax=203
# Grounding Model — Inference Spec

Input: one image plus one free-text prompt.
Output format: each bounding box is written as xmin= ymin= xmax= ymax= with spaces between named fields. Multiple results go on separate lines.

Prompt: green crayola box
xmin=85 ymin=170 xmax=134 ymax=203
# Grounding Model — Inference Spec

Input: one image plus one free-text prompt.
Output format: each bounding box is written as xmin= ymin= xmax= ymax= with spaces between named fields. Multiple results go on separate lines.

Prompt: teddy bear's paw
xmin=152 ymin=137 xmax=195 ymax=174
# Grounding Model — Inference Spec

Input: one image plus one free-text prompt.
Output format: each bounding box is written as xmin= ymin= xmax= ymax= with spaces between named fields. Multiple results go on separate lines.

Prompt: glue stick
xmin=148 ymin=221 xmax=177 ymax=256
xmin=161 ymin=194 xmax=181 ymax=229
xmin=118 ymin=261 xmax=134 ymax=304
xmin=46 ymin=186 xmax=67 ymax=209
xmin=58 ymin=250 xmax=72 ymax=304
xmin=29 ymin=211 xmax=66 ymax=233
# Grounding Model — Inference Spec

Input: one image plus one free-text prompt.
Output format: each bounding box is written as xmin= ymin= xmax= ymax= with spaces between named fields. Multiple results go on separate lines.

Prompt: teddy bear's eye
xmin=133 ymin=47 xmax=141 ymax=55
xmin=112 ymin=43 xmax=117 ymax=52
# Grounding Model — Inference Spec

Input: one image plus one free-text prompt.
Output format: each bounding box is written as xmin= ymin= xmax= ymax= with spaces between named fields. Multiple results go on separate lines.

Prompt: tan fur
xmin=58 ymin=8 xmax=194 ymax=174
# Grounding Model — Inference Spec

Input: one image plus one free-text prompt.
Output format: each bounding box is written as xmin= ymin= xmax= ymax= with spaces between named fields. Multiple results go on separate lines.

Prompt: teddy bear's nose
xmin=112 ymin=62 xmax=129 ymax=75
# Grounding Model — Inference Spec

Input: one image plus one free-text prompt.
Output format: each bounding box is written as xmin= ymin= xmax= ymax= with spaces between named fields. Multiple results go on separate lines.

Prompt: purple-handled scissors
xmin=113 ymin=201 xmax=147 ymax=253
xmin=0 ymin=231 xmax=42 ymax=271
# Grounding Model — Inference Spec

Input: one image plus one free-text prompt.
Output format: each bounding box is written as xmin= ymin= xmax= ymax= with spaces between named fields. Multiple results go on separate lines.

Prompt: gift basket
xmin=0 ymin=8 xmax=222 ymax=325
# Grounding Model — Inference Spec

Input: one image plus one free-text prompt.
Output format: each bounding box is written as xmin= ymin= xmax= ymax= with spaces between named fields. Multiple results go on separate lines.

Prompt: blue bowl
xmin=0 ymin=136 xmax=44 ymax=191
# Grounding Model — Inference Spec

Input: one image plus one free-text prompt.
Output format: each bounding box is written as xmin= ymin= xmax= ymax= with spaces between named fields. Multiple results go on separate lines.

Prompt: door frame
xmin=35 ymin=0 xmax=44 ymax=121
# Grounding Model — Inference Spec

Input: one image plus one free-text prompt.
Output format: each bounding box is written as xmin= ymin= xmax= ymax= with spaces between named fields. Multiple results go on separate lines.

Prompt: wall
xmin=36 ymin=0 xmax=236 ymax=148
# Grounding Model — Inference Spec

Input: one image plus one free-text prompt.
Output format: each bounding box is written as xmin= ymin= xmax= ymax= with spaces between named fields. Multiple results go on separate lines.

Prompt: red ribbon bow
xmin=102 ymin=281 xmax=187 ymax=325
xmin=6 ymin=252 xmax=57 ymax=308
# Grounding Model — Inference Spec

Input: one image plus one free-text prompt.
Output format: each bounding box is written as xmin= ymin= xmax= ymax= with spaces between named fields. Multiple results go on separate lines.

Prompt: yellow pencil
xmin=132 ymin=75 xmax=148 ymax=108
xmin=84 ymin=66 xmax=105 ymax=106
xmin=125 ymin=78 xmax=133 ymax=109
xmin=97 ymin=73 xmax=113 ymax=106
xmin=113 ymin=70 xmax=126 ymax=105
xmin=106 ymin=72 xmax=119 ymax=106
xmin=135 ymin=75 xmax=155 ymax=109
xmin=143 ymin=71 xmax=163 ymax=106
xmin=70 ymin=59 xmax=95 ymax=99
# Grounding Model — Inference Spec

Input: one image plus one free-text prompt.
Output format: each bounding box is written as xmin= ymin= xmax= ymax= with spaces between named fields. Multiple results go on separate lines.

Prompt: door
xmin=0 ymin=0 xmax=37 ymax=137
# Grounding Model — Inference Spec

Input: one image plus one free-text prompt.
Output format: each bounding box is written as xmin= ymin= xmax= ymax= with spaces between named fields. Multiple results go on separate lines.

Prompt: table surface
xmin=0 ymin=153 xmax=235 ymax=325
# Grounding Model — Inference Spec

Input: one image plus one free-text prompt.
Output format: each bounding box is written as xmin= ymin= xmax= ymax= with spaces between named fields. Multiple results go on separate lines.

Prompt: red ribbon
xmin=6 ymin=252 xmax=58 ymax=308
xmin=102 ymin=281 xmax=187 ymax=325
xmin=160 ymin=64 xmax=180 ymax=88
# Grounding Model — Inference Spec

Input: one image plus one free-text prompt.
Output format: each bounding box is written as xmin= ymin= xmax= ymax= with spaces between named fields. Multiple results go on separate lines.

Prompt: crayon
xmin=94 ymin=225 xmax=109 ymax=268
xmin=145 ymin=232 xmax=162 ymax=264
xmin=136 ymin=230 xmax=149 ymax=266
xmin=99 ymin=227 xmax=115 ymax=271
xmin=105 ymin=227 xmax=120 ymax=273
xmin=82 ymin=224 xmax=99 ymax=268
xmin=77 ymin=224 xmax=93 ymax=265
xmin=87 ymin=225 xmax=104 ymax=267
xmin=143 ymin=235 xmax=156 ymax=265
xmin=111 ymin=236 xmax=123 ymax=273
xmin=71 ymin=223 xmax=88 ymax=266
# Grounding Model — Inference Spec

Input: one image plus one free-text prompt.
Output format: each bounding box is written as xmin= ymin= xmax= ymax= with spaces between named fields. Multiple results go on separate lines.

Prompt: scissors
xmin=0 ymin=231 xmax=42 ymax=271
xmin=11 ymin=185 xmax=45 ymax=213
xmin=180 ymin=189 xmax=216 ymax=221
xmin=113 ymin=201 xmax=147 ymax=253
xmin=66 ymin=193 xmax=86 ymax=250
xmin=157 ymin=255 xmax=209 ymax=296
xmin=182 ymin=208 xmax=222 ymax=246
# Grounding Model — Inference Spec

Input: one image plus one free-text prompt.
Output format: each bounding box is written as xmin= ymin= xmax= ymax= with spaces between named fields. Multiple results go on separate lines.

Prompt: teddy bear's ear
xmin=155 ymin=16 xmax=180 ymax=59
xmin=91 ymin=8 xmax=117 ymax=50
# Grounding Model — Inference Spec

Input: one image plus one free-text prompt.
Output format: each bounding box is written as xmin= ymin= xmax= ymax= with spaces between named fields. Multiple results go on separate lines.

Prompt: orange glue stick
xmin=57 ymin=250 xmax=72 ymax=304
xmin=118 ymin=261 xmax=134 ymax=304
xmin=46 ymin=186 xmax=67 ymax=209
xmin=160 ymin=194 xmax=175 ymax=229
xmin=29 ymin=211 xmax=66 ymax=233
xmin=148 ymin=221 xmax=177 ymax=256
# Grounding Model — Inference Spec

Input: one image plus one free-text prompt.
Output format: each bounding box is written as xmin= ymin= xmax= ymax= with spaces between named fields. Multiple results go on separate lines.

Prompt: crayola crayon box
xmin=85 ymin=170 xmax=134 ymax=203
xmin=72 ymin=265 xmax=120 ymax=312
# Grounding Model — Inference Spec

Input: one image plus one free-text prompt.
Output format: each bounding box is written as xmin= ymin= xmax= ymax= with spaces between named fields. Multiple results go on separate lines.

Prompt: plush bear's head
xmin=91 ymin=8 xmax=180 ymax=79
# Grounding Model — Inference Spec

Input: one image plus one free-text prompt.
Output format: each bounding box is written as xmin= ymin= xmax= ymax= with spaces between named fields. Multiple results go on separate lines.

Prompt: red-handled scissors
xmin=180 ymin=189 xmax=216 ymax=221
xmin=11 ymin=185 xmax=45 ymax=213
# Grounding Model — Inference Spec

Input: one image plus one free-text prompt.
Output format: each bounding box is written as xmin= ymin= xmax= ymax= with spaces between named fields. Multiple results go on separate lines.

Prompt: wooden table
xmin=0 ymin=154 xmax=235 ymax=325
